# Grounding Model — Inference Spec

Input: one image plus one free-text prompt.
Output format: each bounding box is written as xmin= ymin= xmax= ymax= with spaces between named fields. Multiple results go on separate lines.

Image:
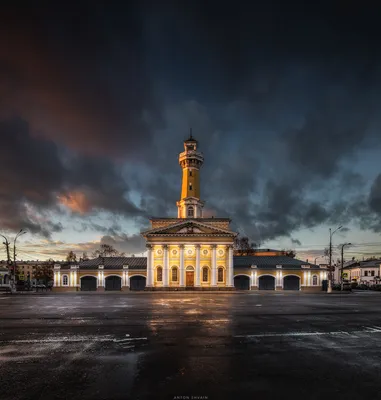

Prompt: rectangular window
xmin=371 ymin=271 xmax=375 ymax=277
xmin=189 ymin=183 xmax=192 ymax=191
xmin=364 ymin=271 xmax=368 ymax=277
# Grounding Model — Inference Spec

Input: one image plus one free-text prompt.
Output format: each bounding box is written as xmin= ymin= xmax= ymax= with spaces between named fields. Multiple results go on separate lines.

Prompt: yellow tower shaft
xmin=181 ymin=167 xmax=200 ymax=200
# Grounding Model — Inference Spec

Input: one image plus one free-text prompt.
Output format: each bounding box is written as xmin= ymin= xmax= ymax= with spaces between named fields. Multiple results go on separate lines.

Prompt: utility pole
xmin=328 ymin=226 xmax=342 ymax=293
xmin=340 ymin=243 xmax=352 ymax=291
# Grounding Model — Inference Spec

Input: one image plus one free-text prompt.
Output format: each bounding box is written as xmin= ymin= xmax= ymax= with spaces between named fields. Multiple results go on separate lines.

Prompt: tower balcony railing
xmin=179 ymin=150 xmax=204 ymax=163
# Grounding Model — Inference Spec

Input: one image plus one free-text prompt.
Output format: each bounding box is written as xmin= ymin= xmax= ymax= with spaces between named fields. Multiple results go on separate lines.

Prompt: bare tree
xmin=66 ymin=251 xmax=77 ymax=262
xmin=92 ymin=244 xmax=125 ymax=258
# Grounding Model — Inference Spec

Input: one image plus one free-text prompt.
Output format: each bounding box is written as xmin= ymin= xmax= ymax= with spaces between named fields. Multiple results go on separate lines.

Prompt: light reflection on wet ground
xmin=1 ymin=292 xmax=381 ymax=399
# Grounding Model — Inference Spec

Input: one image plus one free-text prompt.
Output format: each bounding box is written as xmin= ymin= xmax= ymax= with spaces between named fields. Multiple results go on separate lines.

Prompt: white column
xmin=53 ymin=271 xmax=57 ymax=287
xmin=211 ymin=245 xmax=217 ymax=286
xmin=125 ymin=270 xmax=129 ymax=287
xmin=250 ymin=270 xmax=255 ymax=288
xmin=179 ymin=245 xmax=185 ymax=287
xmin=146 ymin=245 xmax=152 ymax=287
xmin=228 ymin=245 xmax=234 ymax=287
xmin=57 ymin=271 xmax=61 ymax=287
xmin=97 ymin=271 xmax=101 ymax=287
xmin=195 ymin=244 xmax=201 ymax=286
xmin=308 ymin=271 xmax=311 ymax=286
xmin=254 ymin=270 xmax=257 ymax=286
xmin=280 ymin=270 xmax=283 ymax=288
xmin=163 ymin=245 xmax=169 ymax=287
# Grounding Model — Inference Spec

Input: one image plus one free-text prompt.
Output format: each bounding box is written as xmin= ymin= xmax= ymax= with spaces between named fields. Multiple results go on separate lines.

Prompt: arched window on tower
xmin=202 ymin=267 xmax=209 ymax=282
xmin=218 ymin=267 xmax=224 ymax=282
xmin=188 ymin=206 xmax=194 ymax=218
xmin=189 ymin=183 xmax=193 ymax=191
xmin=157 ymin=267 xmax=163 ymax=282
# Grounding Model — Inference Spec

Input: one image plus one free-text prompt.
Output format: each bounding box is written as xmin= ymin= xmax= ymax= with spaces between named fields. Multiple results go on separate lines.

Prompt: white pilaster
xmin=54 ymin=265 xmax=61 ymax=287
xmin=211 ymin=245 xmax=217 ymax=286
xmin=126 ymin=271 xmax=130 ymax=287
xmin=195 ymin=244 xmax=201 ymax=286
xmin=228 ymin=245 xmax=234 ymax=287
xmin=163 ymin=245 xmax=169 ymax=287
xmin=179 ymin=245 xmax=185 ymax=287
xmin=146 ymin=245 xmax=152 ymax=287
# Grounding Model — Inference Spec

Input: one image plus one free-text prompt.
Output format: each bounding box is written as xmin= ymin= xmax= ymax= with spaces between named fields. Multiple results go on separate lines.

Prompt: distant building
xmin=0 ymin=265 xmax=10 ymax=288
xmin=342 ymin=259 xmax=381 ymax=285
xmin=53 ymin=134 xmax=327 ymax=292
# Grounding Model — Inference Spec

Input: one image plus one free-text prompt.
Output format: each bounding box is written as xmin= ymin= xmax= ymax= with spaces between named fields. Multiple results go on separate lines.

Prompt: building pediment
xmin=141 ymin=220 xmax=236 ymax=237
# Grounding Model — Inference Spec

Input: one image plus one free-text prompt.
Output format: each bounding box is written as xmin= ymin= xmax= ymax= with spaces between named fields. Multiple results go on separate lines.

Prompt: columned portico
xmin=195 ymin=244 xmax=201 ymax=286
xmin=228 ymin=245 xmax=234 ymax=287
xmin=211 ymin=245 xmax=217 ymax=287
xmin=163 ymin=245 xmax=169 ymax=287
xmin=179 ymin=244 xmax=185 ymax=287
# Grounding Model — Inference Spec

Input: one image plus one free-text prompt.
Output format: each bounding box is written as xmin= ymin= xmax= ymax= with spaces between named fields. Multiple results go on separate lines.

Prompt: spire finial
xmin=189 ymin=127 xmax=193 ymax=139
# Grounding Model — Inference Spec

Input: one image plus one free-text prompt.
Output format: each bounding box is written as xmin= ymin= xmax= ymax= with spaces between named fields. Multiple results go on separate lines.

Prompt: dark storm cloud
xmin=0 ymin=118 xmax=146 ymax=236
xmin=100 ymin=234 xmax=146 ymax=255
xmin=0 ymin=2 xmax=158 ymax=158
xmin=1 ymin=1 xmax=381 ymax=247
xmin=291 ymin=238 xmax=301 ymax=246
xmin=0 ymin=118 xmax=64 ymax=235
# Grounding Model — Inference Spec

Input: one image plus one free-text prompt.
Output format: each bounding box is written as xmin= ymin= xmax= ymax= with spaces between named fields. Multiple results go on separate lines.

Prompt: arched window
xmin=188 ymin=206 xmax=194 ymax=217
xmin=218 ymin=267 xmax=224 ymax=282
xmin=172 ymin=267 xmax=178 ymax=282
xmin=202 ymin=267 xmax=209 ymax=282
xmin=312 ymin=275 xmax=318 ymax=286
xmin=62 ymin=275 xmax=69 ymax=286
xmin=157 ymin=267 xmax=163 ymax=282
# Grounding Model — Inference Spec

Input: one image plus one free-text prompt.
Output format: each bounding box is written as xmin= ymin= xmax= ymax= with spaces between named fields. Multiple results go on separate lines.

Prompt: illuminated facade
xmin=53 ymin=134 xmax=325 ymax=292
xmin=142 ymin=133 xmax=236 ymax=290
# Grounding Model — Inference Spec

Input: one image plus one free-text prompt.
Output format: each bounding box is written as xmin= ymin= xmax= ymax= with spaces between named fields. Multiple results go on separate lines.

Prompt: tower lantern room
xmin=177 ymin=130 xmax=205 ymax=218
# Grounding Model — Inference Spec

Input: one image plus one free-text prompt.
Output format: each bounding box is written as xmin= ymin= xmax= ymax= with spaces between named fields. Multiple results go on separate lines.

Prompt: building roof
xmin=233 ymin=255 xmax=320 ymax=270
xmin=72 ymin=257 xmax=147 ymax=270
xmin=58 ymin=255 xmax=321 ymax=270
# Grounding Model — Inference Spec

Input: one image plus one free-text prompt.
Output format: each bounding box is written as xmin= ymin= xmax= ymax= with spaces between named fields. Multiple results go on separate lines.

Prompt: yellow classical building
xmin=141 ymin=133 xmax=236 ymax=290
xmin=53 ymin=133 xmax=326 ymax=292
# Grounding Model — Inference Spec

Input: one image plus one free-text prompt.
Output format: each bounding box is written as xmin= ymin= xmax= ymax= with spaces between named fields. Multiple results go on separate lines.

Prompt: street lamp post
xmin=340 ymin=243 xmax=352 ymax=291
xmin=328 ymin=226 xmax=342 ymax=293
xmin=13 ymin=229 xmax=27 ymax=282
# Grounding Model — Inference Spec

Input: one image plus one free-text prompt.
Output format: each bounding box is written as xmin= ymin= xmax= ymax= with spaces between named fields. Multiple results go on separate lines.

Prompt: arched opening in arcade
xmin=283 ymin=275 xmax=300 ymax=290
xmin=129 ymin=275 xmax=146 ymax=291
xmin=234 ymin=275 xmax=250 ymax=290
xmin=258 ymin=275 xmax=275 ymax=290
xmin=80 ymin=276 xmax=97 ymax=291
xmin=105 ymin=275 xmax=122 ymax=291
